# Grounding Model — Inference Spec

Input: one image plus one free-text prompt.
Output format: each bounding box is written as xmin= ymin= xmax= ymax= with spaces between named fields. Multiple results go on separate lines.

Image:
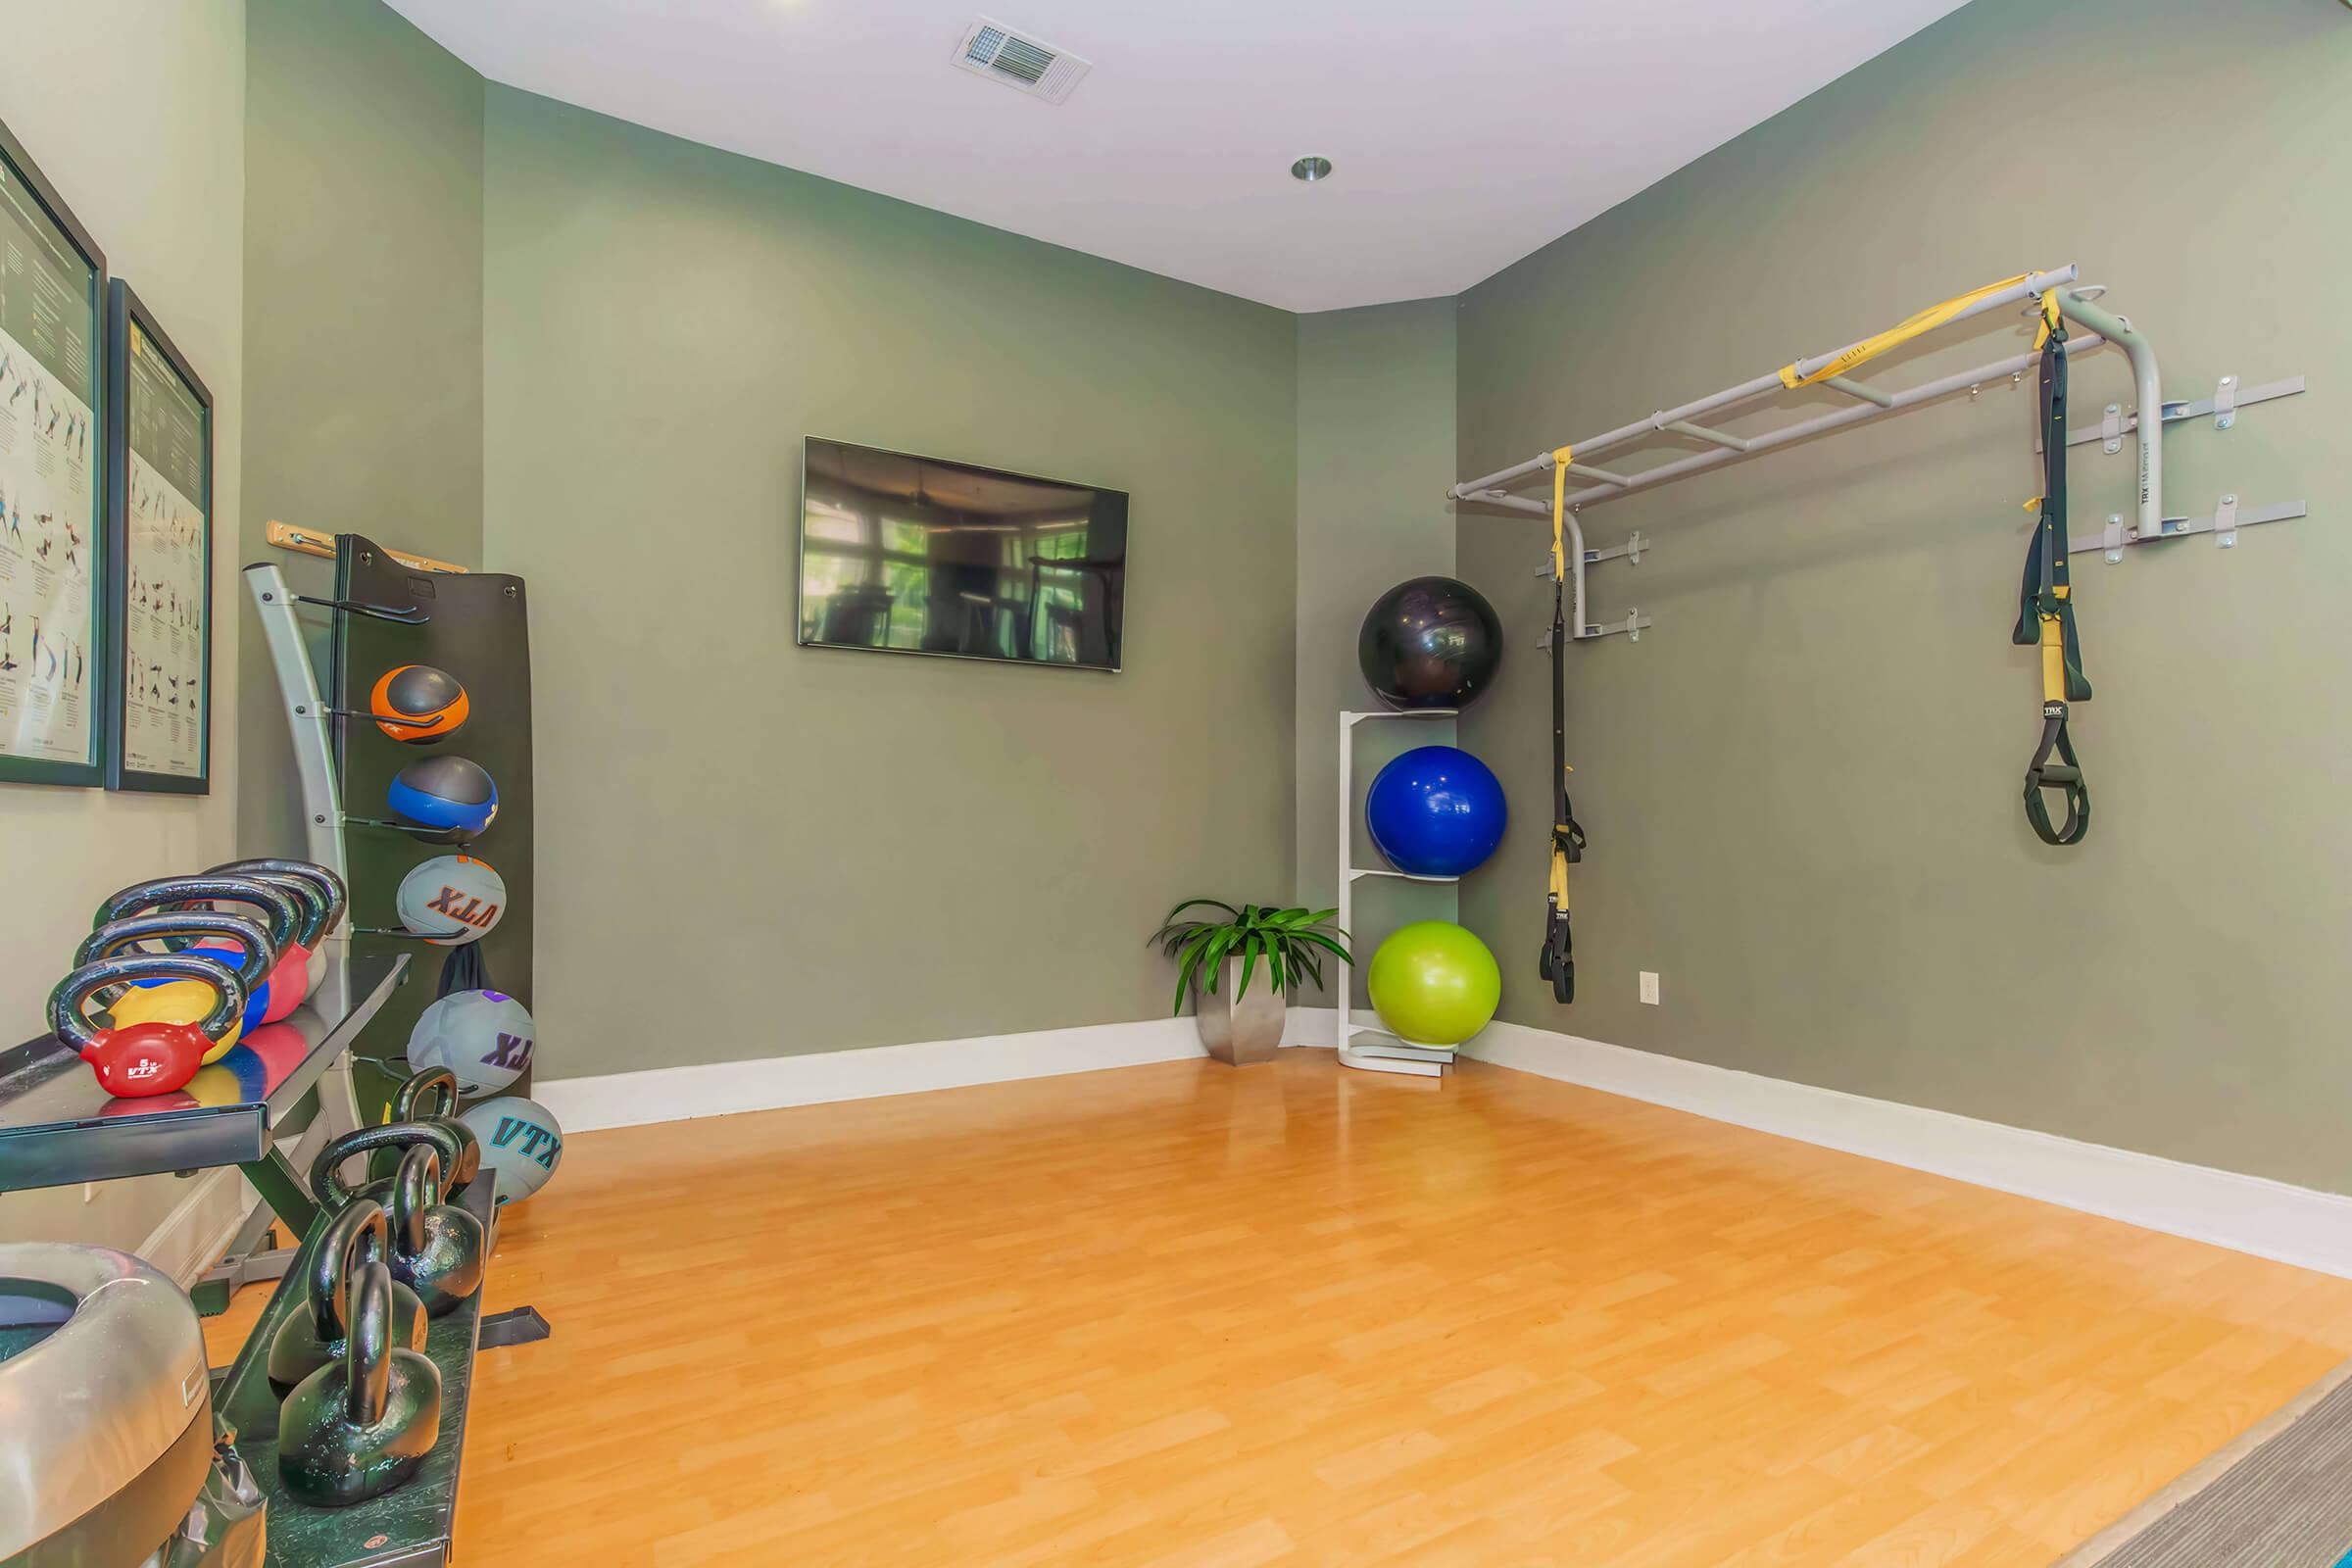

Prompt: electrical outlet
xmin=1640 ymin=971 xmax=1660 ymax=1005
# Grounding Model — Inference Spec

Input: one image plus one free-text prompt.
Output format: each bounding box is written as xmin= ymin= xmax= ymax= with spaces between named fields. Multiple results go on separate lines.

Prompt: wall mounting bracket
xmin=1529 ymin=531 xmax=1652 ymax=644
xmin=2064 ymin=374 xmax=2303 ymax=450
xmin=2069 ymin=497 xmax=2306 ymax=559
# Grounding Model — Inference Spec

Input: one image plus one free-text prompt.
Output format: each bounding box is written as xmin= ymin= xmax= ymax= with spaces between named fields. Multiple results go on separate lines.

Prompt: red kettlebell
xmin=48 ymin=952 xmax=248 ymax=1099
xmin=208 ymin=859 xmax=347 ymax=1023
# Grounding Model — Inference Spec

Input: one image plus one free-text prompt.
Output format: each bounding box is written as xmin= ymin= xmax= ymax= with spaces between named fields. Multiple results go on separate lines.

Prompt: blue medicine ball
xmin=387 ymin=756 xmax=499 ymax=839
xmin=1364 ymin=745 xmax=1506 ymax=878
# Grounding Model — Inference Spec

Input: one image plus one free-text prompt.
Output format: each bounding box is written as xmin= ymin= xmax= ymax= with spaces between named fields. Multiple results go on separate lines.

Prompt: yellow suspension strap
xmin=1538 ymin=447 xmax=1586 ymax=1004
xmin=2014 ymin=291 xmax=2091 ymax=845
xmin=1779 ymin=272 xmax=2034 ymax=390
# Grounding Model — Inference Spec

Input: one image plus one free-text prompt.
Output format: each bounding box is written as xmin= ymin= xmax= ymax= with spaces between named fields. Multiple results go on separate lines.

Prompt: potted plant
xmin=1148 ymin=901 xmax=1350 ymax=1066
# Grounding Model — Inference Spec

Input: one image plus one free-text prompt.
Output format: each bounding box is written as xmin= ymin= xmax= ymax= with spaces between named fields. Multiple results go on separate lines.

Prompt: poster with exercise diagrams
xmin=0 ymin=154 xmax=102 ymax=779
xmin=118 ymin=308 xmax=209 ymax=783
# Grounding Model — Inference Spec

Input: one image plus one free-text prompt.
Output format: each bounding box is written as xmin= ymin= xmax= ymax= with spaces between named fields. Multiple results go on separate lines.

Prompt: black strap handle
xmin=2023 ymin=707 xmax=2090 ymax=847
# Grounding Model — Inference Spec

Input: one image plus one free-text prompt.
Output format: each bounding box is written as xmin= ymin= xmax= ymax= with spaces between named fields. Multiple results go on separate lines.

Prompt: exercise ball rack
xmin=1334 ymin=708 xmax=1464 ymax=1078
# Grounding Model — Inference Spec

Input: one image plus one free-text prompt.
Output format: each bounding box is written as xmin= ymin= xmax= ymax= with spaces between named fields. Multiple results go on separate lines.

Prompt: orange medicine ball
xmin=370 ymin=663 xmax=470 ymax=744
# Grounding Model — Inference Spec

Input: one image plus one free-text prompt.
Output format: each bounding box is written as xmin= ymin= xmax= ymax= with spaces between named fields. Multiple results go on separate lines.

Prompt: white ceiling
xmin=385 ymin=0 xmax=1969 ymax=314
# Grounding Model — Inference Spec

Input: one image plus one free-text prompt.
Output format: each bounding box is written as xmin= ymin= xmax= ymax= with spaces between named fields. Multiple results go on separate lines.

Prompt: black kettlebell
xmin=313 ymin=1120 xmax=474 ymax=1213
xmin=278 ymin=1259 xmax=441 ymax=1507
xmin=368 ymin=1067 xmax=482 ymax=1189
xmin=386 ymin=1145 xmax=486 ymax=1316
xmin=269 ymin=1198 xmax=429 ymax=1396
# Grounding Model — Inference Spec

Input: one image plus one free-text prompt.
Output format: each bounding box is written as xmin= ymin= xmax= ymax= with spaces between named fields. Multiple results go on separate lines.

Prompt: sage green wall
xmin=482 ymin=88 xmax=1297 ymax=1078
xmin=1294 ymin=301 xmax=1458 ymax=1010
xmin=239 ymin=0 xmax=484 ymax=860
xmin=0 ymin=0 xmax=247 ymax=1252
xmin=1454 ymin=0 xmax=2352 ymax=1192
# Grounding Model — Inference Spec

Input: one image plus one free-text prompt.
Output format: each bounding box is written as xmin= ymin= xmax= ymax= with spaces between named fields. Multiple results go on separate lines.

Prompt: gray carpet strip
xmin=2080 ymin=1363 xmax=2352 ymax=1567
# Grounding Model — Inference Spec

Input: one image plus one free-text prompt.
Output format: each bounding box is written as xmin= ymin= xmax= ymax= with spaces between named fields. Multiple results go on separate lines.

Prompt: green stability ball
xmin=1366 ymin=921 xmax=1501 ymax=1048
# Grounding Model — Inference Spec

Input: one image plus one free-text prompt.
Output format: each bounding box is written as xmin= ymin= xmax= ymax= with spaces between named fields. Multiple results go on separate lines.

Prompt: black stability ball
xmin=1356 ymin=576 xmax=1502 ymax=712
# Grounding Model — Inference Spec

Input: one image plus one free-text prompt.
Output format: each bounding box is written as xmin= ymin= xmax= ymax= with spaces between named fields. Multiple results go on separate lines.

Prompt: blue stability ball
xmin=1364 ymin=745 xmax=1507 ymax=878
xmin=387 ymin=756 xmax=499 ymax=839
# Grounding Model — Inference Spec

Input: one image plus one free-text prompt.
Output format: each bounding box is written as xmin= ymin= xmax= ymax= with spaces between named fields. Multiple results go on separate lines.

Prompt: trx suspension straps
xmin=1538 ymin=447 xmax=1586 ymax=1004
xmin=2015 ymin=292 xmax=2091 ymax=845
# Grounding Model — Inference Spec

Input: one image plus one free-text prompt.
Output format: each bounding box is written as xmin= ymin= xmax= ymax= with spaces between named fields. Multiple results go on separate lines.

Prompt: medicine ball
xmin=388 ymin=756 xmax=499 ymax=840
xmin=370 ymin=663 xmax=469 ymax=744
xmin=458 ymin=1095 xmax=563 ymax=1205
xmin=395 ymin=855 xmax=506 ymax=947
xmin=1357 ymin=576 xmax=1502 ymax=712
xmin=1365 ymin=745 xmax=1507 ymax=878
xmin=409 ymin=990 xmax=535 ymax=1098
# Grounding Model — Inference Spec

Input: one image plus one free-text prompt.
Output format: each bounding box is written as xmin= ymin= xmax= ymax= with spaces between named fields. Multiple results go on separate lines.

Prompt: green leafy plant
xmin=1148 ymin=900 xmax=1351 ymax=1017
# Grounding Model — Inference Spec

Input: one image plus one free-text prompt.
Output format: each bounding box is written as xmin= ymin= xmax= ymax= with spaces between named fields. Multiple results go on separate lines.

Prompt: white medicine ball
xmin=395 ymin=854 xmax=506 ymax=946
xmin=408 ymin=989 xmax=535 ymax=1098
xmin=458 ymin=1095 xmax=564 ymax=1205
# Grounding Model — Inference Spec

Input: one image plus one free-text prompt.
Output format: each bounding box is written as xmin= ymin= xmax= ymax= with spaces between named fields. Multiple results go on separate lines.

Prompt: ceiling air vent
xmin=954 ymin=17 xmax=1092 ymax=104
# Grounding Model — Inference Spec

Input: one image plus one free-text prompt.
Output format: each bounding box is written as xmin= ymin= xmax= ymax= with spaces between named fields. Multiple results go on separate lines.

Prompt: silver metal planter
xmin=1195 ymin=956 xmax=1285 ymax=1066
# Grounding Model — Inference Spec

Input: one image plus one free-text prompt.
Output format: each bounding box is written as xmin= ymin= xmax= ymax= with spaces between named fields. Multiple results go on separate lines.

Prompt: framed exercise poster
xmin=0 ymin=117 xmax=107 ymax=789
xmin=105 ymin=282 xmax=212 ymax=793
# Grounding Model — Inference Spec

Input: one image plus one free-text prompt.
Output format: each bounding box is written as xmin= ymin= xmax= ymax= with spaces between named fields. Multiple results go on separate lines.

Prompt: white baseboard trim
xmin=137 ymin=1168 xmax=254 ymax=1290
xmin=1283 ymin=1004 xmax=1339 ymax=1046
xmin=542 ymin=1005 xmax=1348 ymax=1135
xmin=539 ymin=1015 xmax=1225 ymax=1134
xmin=1466 ymin=1020 xmax=2352 ymax=1280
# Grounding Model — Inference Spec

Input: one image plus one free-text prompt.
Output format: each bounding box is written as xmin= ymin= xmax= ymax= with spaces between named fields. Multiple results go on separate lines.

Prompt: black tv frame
xmin=795 ymin=435 xmax=1129 ymax=674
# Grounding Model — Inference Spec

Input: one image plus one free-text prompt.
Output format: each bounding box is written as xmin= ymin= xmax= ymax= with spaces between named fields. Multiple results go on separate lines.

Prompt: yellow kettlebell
xmin=112 ymin=982 xmax=246 ymax=1061
xmin=77 ymin=910 xmax=277 ymax=1064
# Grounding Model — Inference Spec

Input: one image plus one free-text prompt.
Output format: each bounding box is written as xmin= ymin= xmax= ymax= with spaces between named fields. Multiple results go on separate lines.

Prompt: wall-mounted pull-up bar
xmin=1446 ymin=265 xmax=2181 ymax=642
xmin=1450 ymin=262 xmax=2314 ymax=1014
xmin=1455 ymin=265 xmax=2080 ymax=507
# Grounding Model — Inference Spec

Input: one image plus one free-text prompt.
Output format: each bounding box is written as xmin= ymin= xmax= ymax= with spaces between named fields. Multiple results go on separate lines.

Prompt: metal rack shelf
xmin=0 ymin=955 xmax=409 ymax=1197
xmin=211 ymin=1171 xmax=497 ymax=1568
xmin=1343 ymin=1029 xmax=1456 ymax=1074
xmin=1335 ymin=710 xmax=1463 ymax=1079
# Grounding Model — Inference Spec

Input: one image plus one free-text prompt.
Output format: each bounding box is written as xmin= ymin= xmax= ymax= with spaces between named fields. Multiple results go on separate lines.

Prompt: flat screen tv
xmin=798 ymin=437 xmax=1129 ymax=671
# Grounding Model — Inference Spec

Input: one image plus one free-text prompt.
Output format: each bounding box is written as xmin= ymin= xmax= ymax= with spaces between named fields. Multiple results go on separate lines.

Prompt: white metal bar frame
xmin=245 ymin=564 xmax=359 ymax=1127
xmin=1452 ymin=265 xmax=2079 ymax=498
xmin=1456 ymin=333 xmax=2105 ymax=523
xmin=1335 ymin=710 xmax=1460 ymax=1078
xmin=1448 ymin=266 xmax=2125 ymax=647
xmin=2050 ymin=289 xmax=2162 ymax=549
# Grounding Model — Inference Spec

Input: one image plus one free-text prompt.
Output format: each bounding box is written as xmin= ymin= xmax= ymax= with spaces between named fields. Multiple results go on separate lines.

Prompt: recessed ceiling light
xmin=1291 ymin=156 xmax=1333 ymax=183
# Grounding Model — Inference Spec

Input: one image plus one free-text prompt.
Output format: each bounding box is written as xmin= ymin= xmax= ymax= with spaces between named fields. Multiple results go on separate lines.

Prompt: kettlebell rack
xmin=1451 ymin=263 xmax=2311 ymax=647
xmin=0 ymin=954 xmax=409 ymax=1201
xmin=1335 ymin=709 xmax=1465 ymax=1078
xmin=210 ymin=1168 xmax=502 ymax=1562
xmin=249 ymin=563 xmax=362 ymax=1016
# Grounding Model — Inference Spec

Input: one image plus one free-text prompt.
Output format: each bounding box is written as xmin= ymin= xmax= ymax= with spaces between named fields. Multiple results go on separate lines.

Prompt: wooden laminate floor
xmin=211 ymin=1051 xmax=2352 ymax=1565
